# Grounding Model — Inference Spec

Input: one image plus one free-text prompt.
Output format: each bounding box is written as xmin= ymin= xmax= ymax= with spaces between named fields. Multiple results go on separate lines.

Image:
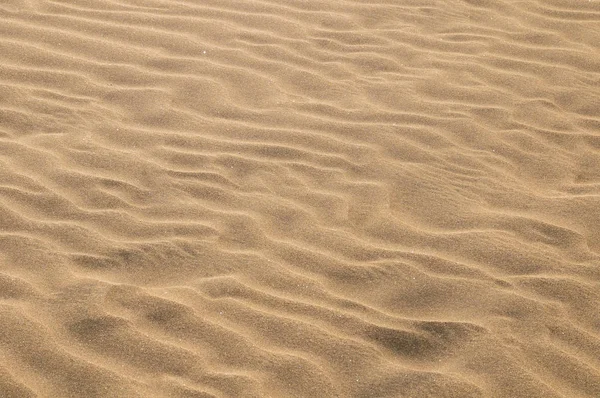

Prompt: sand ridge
xmin=1 ymin=0 xmax=600 ymax=397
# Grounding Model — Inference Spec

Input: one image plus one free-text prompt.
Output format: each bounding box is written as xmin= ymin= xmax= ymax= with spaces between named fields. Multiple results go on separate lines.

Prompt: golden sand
xmin=1 ymin=0 xmax=599 ymax=397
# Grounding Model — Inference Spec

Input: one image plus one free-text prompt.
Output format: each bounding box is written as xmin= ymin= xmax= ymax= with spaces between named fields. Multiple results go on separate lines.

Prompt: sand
xmin=0 ymin=0 xmax=599 ymax=397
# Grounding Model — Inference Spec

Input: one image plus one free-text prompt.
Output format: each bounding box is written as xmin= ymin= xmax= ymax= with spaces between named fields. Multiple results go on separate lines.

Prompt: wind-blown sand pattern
xmin=1 ymin=0 xmax=599 ymax=397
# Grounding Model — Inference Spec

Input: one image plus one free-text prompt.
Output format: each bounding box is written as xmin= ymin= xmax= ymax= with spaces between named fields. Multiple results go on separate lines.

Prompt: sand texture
xmin=1 ymin=0 xmax=600 ymax=397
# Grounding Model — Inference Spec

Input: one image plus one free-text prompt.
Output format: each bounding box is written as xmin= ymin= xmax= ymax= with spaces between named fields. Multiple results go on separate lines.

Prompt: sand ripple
xmin=1 ymin=0 xmax=599 ymax=397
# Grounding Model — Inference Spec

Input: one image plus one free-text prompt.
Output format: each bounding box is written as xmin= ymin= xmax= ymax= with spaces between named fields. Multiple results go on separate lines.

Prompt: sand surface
xmin=1 ymin=0 xmax=600 ymax=397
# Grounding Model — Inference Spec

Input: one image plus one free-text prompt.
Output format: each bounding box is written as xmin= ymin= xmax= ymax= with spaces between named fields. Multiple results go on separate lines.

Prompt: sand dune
xmin=1 ymin=0 xmax=599 ymax=397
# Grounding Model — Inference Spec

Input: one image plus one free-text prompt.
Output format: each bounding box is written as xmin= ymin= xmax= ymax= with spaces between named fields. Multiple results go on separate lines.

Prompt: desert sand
xmin=1 ymin=0 xmax=600 ymax=397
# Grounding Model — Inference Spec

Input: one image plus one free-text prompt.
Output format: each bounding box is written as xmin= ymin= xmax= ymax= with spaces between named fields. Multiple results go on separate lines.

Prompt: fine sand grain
xmin=1 ymin=0 xmax=600 ymax=397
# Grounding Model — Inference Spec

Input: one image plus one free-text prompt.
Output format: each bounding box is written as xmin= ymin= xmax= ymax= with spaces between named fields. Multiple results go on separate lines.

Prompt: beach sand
xmin=1 ymin=0 xmax=600 ymax=397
